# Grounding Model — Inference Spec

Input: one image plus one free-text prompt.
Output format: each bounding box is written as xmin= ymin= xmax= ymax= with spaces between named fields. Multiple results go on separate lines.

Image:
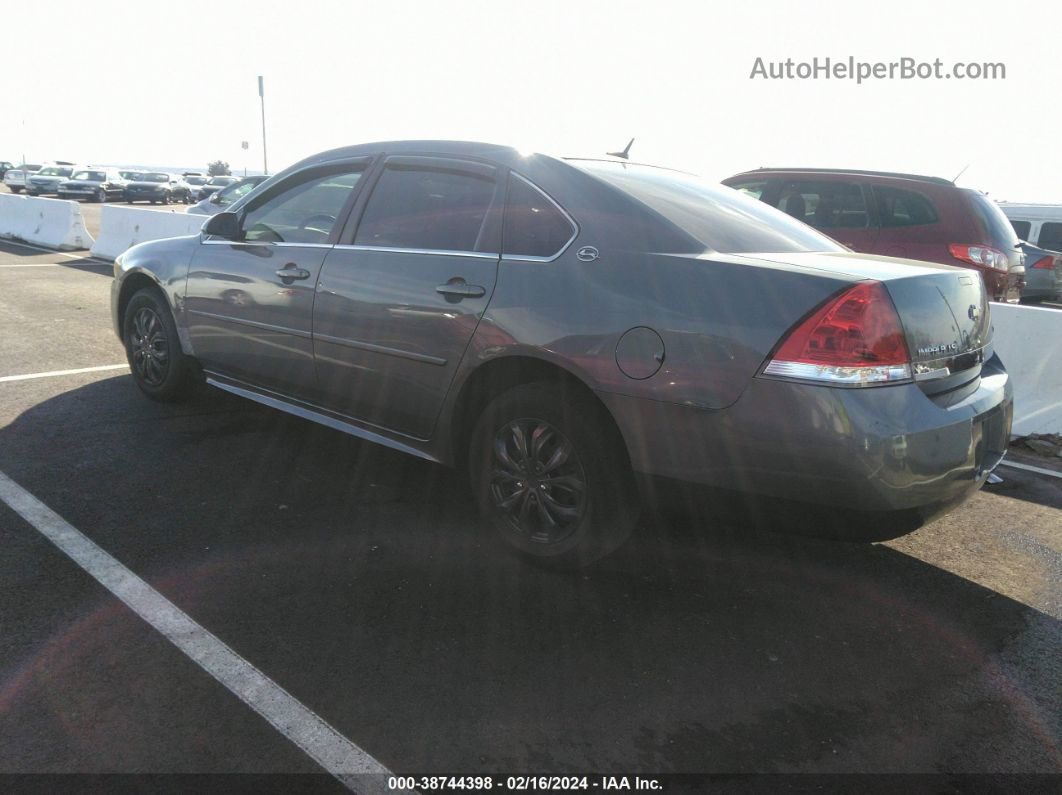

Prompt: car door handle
xmin=436 ymin=280 xmax=486 ymax=298
xmin=276 ymin=265 xmax=311 ymax=280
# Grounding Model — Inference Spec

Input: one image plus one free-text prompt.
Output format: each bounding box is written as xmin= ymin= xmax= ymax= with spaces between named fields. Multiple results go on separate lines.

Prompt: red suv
xmin=722 ymin=169 xmax=1025 ymax=302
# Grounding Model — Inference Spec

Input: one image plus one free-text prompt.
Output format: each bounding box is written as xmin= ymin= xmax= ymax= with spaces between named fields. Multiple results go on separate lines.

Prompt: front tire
xmin=469 ymin=382 xmax=639 ymax=568
xmin=122 ymin=288 xmax=195 ymax=402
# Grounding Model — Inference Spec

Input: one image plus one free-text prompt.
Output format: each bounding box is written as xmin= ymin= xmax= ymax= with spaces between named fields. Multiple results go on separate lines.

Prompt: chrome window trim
xmin=501 ymin=172 xmax=579 ymax=263
xmin=332 ymin=244 xmax=497 ymax=259
xmin=200 ymin=237 xmax=333 ymax=249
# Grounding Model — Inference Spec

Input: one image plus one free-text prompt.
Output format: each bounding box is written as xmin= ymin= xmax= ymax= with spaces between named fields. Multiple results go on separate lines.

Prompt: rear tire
xmin=468 ymin=382 xmax=639 ymax=568
xmin=122 ymin=288 xmax=195 ymax=402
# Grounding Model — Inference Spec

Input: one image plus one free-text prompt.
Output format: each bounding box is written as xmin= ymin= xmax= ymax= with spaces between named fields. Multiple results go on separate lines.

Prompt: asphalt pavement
xmin=0 ymin=240 xmax=1059 ymax=789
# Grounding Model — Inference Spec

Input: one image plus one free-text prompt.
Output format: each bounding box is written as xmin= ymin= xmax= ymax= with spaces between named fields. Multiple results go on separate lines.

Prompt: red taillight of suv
xmin=1030 ymin=255 xmax=1056 ymax=270
xmin=763 ymin=281 xmax=912 ymax=386
xmin=948 ymin=243 xmax=1010 ymax=272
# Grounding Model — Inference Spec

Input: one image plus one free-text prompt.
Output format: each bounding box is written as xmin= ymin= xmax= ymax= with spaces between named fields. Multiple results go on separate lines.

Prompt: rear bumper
xmin=600 ymin=354 xmax=1012 ymax=519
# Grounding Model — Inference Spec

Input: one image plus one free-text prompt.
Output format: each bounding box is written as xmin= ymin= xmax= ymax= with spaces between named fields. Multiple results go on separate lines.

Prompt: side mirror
xmin=204 ymin=211 xmax=240 ymax=240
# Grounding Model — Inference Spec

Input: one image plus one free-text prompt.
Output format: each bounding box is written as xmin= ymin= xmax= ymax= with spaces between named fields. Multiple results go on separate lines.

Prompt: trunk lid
xmin=746 ymin=251 xmax=992 ymax=389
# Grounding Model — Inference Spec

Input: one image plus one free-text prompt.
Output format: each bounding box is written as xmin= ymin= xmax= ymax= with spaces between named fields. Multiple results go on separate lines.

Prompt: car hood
xmin=127 ymin=181 xmax=167 ymax=188
xmin=61 ymin=180 xmax=104 ymax=188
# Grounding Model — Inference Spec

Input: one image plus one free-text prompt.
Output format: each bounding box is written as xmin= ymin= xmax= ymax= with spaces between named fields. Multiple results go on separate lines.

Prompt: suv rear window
xmin=874 ymin=186 xmax=939 ymax=227
xmin=1038 ymin=222 xmax=1062 ymax=251
xmin=575 ymin=162 xmax=844 ymax=254
xmin=777 ymin=180 xmax=868 ymax=229
xmin=964 ymin=191 xmax=1020 ymax=250
xmin=1009 ymin=220 xmax=1031 ymax=241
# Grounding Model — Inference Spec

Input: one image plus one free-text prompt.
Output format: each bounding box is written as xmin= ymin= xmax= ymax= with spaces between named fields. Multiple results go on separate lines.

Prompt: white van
xmin=998 ymin=203 xmax=1062 ymax=251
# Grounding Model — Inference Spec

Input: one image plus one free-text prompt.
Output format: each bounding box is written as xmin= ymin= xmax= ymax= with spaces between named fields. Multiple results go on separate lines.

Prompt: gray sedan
xmin=110 ymin=141 xmax=1012 ymax=566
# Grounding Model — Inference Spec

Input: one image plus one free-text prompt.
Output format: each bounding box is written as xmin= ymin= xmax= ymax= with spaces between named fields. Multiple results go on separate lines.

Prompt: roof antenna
xmin=607 ymin=138 xmax=635 ymax=160
xmin=952 ymin=163 xmax=970 ymax=184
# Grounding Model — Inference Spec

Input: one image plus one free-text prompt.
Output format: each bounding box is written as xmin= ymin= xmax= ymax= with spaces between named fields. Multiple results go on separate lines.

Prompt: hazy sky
xmin=5 ymin=0 xmax=1061 ymax=201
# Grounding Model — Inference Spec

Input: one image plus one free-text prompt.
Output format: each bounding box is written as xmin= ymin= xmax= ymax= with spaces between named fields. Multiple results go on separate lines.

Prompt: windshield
xmin=572 ymin=161 xmax=846 ymax=254
xmin=186 ymin=176 xmax=208 ymax=185
xmin=72 ymin=171 xmax=106 ymax=181
xmin=140 ymin=173 xmax=170 ymax=182
xmin=208 ymin=176 xmax=235 ymax=186
xmin=216 ymin=178 xmax=262 ymax=204
xmin=37 ymin=167 xmax=72 ymax=177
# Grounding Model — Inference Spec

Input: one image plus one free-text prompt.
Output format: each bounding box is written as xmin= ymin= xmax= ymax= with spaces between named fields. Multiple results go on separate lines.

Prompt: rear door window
xmin=874 ymin=186 xmax=939 ymax=227
xmin=355 ymin=158 xmax=498 ymax=253
xmin=1038 ymin=222 xmax=1062 ymax=251
xmin=503 ymin=175 xmax=576 ymax=259
xmin=776 ymin=180 xmax=868 ymax=229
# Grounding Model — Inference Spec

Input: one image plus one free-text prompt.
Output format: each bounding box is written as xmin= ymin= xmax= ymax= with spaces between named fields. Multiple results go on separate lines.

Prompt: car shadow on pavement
xmin=0 ymin=241 xmax=111 ymax=276
xmin=0 ymin=376 xmax=1059 ymax=776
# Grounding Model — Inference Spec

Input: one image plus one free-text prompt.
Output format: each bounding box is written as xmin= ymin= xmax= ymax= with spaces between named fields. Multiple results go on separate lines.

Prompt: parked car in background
xmin=998 ymin=203 xmax=1062 ymax=252
xmin=0 ymin=161 xmax=13 ymax=179
xmin=124 ymin=172 xmax=187 ymax=204
xmin=26 ymin=164 xmax=77 ymax=196
xmin=57 ymin=169 xmax=128 ymax=203
xmin=722 ymin=169 xmax=1025 ymax=303
xmin=4 ymin=163 xmax=43 ymax=193
xmin=197 ymin=175 xmax=238 ymax=200
xmin=1015 ymin=240 xmax=1062 ymax=303
xmin=187 ymin=175 xmax=268 ymax=215
xmin=182 ymin=174 xmax=211 ymax=202
xmin=111 ymin=141 xmax=1012 ymax=566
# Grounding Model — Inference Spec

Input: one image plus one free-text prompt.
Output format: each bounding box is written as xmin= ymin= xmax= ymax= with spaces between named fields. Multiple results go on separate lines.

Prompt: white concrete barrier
xmin=0 ymin=194 xmax=94 ymax=250
xmin=90 ymin=205 xmax=206 ymax=261
xmin=992 ymin=303 xmax=1062 ymax=435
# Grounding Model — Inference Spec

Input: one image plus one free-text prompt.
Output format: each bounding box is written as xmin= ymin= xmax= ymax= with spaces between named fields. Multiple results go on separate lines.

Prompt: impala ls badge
xmin=917 ymin=342 xmax=960 ymax=356
xmin=968 ymin=304 xmax=979 ymax=321
xmin=576 ymin=246 xmax=599 ymax=262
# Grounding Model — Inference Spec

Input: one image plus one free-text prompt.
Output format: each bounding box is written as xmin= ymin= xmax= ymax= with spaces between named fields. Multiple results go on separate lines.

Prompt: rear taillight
xmin=1030 ymin=255 xmax=1056 ymax=270
xmin=763 ymin=281 xmax=912 ymax=386
xmin=949 ymin=243 xmax=1010 ymax=272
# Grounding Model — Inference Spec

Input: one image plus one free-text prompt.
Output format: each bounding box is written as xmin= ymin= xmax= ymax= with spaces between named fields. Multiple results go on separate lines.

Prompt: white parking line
xmin=999 ymin=459 xmax=1062 ymax=480
xmin=0 ymin=364 xmax=129 ymax=383
xmin=0 ymin=263 xmax=62 ymax=268
xmin=0 ymin=470 xmax=393 ymax=792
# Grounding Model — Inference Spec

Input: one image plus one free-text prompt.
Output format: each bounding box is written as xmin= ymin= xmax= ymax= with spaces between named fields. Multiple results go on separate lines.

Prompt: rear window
xmin=874 ymin=186 xmax=939 ymax=227
xmin=576 ymin=161 xmax=844 ymax=254
xmin=72 ymin=171 xmax=106 ymax=181
xmin=1038 ymin=222 xmax=1062 ymax=251
xmin=964 ymin=191 xmax=1020 ymax=250
xmin=1009 ymin=220 xmax=1032 ymax=241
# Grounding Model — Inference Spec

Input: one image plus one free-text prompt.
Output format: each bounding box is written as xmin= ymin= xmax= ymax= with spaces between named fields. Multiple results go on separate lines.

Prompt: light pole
xmin=258 ymin=76 xmax=268 ymax=175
